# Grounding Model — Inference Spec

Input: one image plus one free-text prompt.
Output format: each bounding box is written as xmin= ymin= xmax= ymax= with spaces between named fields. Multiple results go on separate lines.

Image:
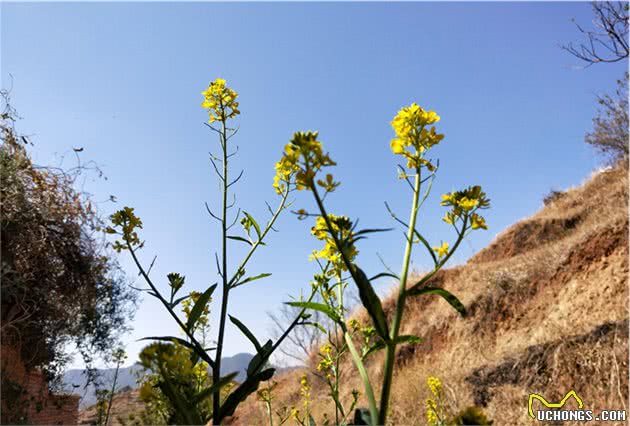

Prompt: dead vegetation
xmin=233 ymin=164 xmax=629 ymax=425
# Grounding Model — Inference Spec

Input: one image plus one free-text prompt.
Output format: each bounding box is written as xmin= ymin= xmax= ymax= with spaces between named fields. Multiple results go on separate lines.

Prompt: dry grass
xmin=234 ymin=165 xmax=629 ymax=425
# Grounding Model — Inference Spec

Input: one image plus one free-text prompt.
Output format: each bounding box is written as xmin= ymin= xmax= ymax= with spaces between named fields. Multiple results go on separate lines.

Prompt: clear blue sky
xmin=2 ymin=2 xmax=627 ymax=369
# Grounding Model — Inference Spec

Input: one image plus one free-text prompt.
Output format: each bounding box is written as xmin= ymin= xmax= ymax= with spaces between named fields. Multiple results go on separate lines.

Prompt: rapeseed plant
xmin=276 ymin=102 xmax=490 ymax=425
xmin=110 ymin=78 xmax=317 ymax=425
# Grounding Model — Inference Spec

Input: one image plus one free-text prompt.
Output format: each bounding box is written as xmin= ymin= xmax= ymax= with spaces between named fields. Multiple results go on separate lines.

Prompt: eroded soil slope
xmin=234 ymin=165 xmax=628 ymax=425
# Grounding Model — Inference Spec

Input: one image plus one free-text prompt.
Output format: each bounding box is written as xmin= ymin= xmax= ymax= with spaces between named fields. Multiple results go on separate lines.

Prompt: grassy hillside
xmin=233 ymin=164 xmax=629 ymax=425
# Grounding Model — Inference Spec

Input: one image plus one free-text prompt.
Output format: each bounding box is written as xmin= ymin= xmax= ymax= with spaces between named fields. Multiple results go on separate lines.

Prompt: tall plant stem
xmin=311 ymin=185 xmax=379 ymax=425
xmin=213 ymin=119 xmax=230 ymax=424
xmin=103 ymin=358 xmax=121 ymax=426
xmin=378 ymin=168 xmax=421 ymax=424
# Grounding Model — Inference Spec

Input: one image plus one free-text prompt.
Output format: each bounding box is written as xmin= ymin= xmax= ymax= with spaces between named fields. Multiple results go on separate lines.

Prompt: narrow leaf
xmin=395 ymin=335 xmax=424 ymax=345
xmin=352 ymin=265 xmax=389 ymax=340
xmin=233 ymin=272 xmax=272 ymax=288
xmin=218 ymin=368 xmax=276 ymax=422
xmin=227 ymin=235 xmax=252 ymax=246
xmin=186 ymin=283 xmax=217 ymax=331
xmin=247 ymin=340 xmax=273 ymax=377
xmin=191 ymin=371 xmax=238 ymax=404
xmin=286 ymin=301 xmax=341 ymax=324
xmin=170 ymin=295 xmax=189 ymax=308
xmin=353 ymin=408 xmax=372 ymax=425
xmin=302 ymin=321 xmax=327 ymax=334
xmin=244 ymin=212 xmax=262 ymax=239
xmin=229 ymin=315 xmax=262 ymax=353
xmin=353 ymin=227 xmax=393 ymax=236
xmin=369 ymin=272 xmax=399 ymax=281
xmin=407 ymin=286 xmax=467 ymax=317
xmin=362 ymin=340 xmax=386 ymax=360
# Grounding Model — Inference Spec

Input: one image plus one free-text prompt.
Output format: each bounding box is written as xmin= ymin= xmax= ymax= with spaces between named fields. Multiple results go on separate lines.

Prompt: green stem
xmin=335 ymin=276 xmax=344 ymax=426
xmin=310 ymin=184 xmax=379 ymax=425
xmin=103 ymin=359 xmax=121 ymax=426
xmin=343 ymin=333 xmax=379 ymax=425
xmin=228 ymin=188 xmax=289 ymax=288
xmin=379 ymin=168 xmax=422 ymax=424
xmin=125 ymin=243 xmax=214 ymax=369
xmin=213 ymin=118 xmax=230 ymax=424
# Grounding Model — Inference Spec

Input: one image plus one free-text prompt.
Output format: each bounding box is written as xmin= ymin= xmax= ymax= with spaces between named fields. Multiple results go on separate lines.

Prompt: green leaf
xmin=368 ymin=272 xmax=399 ymax=281
xmin=247 ymin=340 xmax=273 ymax=377
xmin=229 ymin=315 xmax=262 ymax=353
xmin=309 ymin=414 xmax=317 ymax=426
xmin=141 ymin=336 xmax=215 ymax=368
xmin=191 ymin=371 xmax=238 ymax=404
xmin=353 ymin=227 xmax=393 ymax=236
xmin=243 ymin=212 xmax=262 ymax=239
xmin=395 ymin=335 xmax=424 ymax=345
xmin=186 ymin=283 xmax=217 ymax=331
xmin=407 ymin=286 xmax=467 ymax=317
xmin=352 ymin=265 xmax=389 ymax=341
xmin=218 ymin=368 xmax=276 ymax=422
xmin=353 ymin=408 xmax=372 ymax=425
xmin=302 ymin=321 xmax=327 ymax=334
xmin=361 ymin=340 xmax=386 ymax=360
xmin=227 ymin=235 xmax=252 ymax=245
xmin=361 ymin=334 xmax=423 ymax=361
xmin=286 ymin=301 xmax=341 ymax=324
xmin=170 ymin=295 xmax=189 ymax=308
xmin=233 ymin=272 xmax=272 ymax=288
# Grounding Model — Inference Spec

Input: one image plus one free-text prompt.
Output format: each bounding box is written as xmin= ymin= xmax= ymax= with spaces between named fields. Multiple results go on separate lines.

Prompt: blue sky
xmin=2 ymin=2 xmax=627 ymax=369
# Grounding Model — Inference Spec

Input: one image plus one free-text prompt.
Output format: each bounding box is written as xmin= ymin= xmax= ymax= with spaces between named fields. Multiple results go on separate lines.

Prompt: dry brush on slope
xmin=232 ymin=164 xmax=628 ymax=426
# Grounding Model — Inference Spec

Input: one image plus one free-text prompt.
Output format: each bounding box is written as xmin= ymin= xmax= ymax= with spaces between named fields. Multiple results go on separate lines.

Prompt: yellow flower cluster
xmin=256 ymin=381 xmax=277 ymax=403
xmin=201 ymin=78 xmax=240 ymax=123
xmin=426 ymin=398 xmax=439 ymax=425
xmin=299 ymin=374 xmax=311 ymax=410
xmin=427 ymin=376 xmax=442 ymax=396
xmin=320 ymin=343 xmax=333 ymax=355
xmin=108 ymin=207 xmax=143 ymax=252
xmin=317 ymin=343 xmax=334 ymax=376
xmin=317 ymin=357 xmax=333 ymax=373
xmin=273 ymin=131 xmax=336 ymax=195
xmin=441 ymin=185 xmax=490 ymax=230
xmin=425 ymin=376 xmax=444 ymax=425
xmin=310 ymin=214 xmax=358 ymax=274
xmin=390 ymin=103 xmax=444 ymax=170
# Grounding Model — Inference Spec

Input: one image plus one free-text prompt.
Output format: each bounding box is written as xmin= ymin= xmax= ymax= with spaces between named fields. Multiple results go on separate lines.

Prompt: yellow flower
xmin=433 ymin=242 xmax=449 ymax=258
xmin=390 ymin=138 xmax=406 ymax=154
xmin=458 ymin=197 xmax=478 ymax=211
xmin=201 ymin=77 xmax=240 ymax=123
xmin=425 ymin=398 xmax=438 ymax=424
xmin=272 ymin=131 xmax=336 ymax=195
xmin=427 ymin=376 xmax=442 ymax=397
xmin=390 ymin=103 xmax=444 ymax=170
xmin=310 ymin=214 xmax=359 ymax=274
xmin=316 ymin=358 xmax=333 ymax=372
xmin=320 ymin=343 xmax=333 ymax=355
xmin=442 ymin=211 xmax=456 ymax=225
xmin=471 ymin=213 xmax=488 ymax=230
xmin=440 ymin=186 xmax=490 ymax=229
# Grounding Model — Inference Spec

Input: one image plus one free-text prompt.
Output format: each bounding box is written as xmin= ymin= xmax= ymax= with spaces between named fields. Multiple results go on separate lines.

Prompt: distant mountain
xmin=219 ymin=352 xmax=254 ymax=380
xmin=63 ymin=365 xmax=144 ymax=409
xmin=64 ymin=353 xmax=254 ymax=409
